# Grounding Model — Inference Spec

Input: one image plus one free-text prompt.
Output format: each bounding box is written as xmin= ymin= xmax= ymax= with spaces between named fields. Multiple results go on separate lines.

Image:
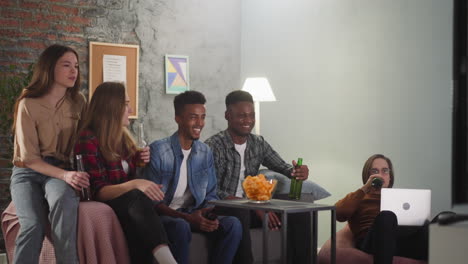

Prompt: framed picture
xmin=165 ymin=54 xmax=189 ymax=94
xmin=89 ymin=42 xmax=139 ymax=119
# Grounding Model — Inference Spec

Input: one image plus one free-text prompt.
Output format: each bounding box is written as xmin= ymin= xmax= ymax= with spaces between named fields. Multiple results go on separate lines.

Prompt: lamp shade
xmin=241 ymin=77 xmax=276 ymax=102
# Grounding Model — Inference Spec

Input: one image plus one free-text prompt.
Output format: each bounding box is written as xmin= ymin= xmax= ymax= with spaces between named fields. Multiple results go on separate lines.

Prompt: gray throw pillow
xmin=259 ymin=169 xmax=331 ymax=202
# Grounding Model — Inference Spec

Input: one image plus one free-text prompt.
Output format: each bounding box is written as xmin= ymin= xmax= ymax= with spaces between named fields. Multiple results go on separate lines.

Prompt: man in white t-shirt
xmin=145 ymin=91 xmax=242 ymax=264
xmin=206 ymin=90 xmax=312 ymax=263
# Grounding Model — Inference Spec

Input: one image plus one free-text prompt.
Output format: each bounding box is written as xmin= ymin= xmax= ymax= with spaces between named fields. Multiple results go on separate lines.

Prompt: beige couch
xmin=3 ymin=169 xmax=327 ymax=263
xmin=2 ymin=201 xmax=130 ymax=264
xmin=2 ymin=201 xmax=283 ymax=264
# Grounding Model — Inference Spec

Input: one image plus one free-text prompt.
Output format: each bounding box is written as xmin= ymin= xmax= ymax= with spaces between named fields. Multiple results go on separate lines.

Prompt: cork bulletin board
xmin=89 ymin=42 xmax=140 ymax=119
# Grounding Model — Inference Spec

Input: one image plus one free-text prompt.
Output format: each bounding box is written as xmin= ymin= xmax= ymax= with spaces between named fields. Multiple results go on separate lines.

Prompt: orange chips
xmin=242 ymin=174 xmax=277 ymax=201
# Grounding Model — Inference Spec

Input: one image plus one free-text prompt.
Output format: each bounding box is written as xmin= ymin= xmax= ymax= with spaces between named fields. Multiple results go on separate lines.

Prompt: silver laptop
xmin=380 ymin=188 xmax=431 ymax=226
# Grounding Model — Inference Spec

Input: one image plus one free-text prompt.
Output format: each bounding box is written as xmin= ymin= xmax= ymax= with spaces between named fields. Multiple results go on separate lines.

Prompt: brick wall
xmin=0 ymin=0 xmax=99 ymax=78
xmin=0 ymin=0 xmax=114 ymax=253
xmin=0 ymin=0 xmax=241 ymax=255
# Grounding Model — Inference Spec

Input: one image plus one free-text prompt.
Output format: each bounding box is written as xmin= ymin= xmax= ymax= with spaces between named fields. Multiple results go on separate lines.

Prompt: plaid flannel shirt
xmin=205 ymin=130 xmax=293 ymax=199
xmin=74 ymin=129 xmax=137 ymax=197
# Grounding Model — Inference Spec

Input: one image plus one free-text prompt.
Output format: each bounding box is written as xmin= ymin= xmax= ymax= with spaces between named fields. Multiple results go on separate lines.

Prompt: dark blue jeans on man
xmin=160 ymin=214 xmax=242 ymax=264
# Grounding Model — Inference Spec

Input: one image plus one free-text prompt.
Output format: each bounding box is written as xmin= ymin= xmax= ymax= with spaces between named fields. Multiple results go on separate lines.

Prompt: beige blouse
xmin=13 ymin=92 xmax=86 ymax=168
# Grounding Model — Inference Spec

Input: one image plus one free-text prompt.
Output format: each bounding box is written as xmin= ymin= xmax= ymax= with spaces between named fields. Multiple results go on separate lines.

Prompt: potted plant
xmin=0 ymin=65 xmax=32 ymax=136
xmin=0 ymin=65 xmax=32 ymax=210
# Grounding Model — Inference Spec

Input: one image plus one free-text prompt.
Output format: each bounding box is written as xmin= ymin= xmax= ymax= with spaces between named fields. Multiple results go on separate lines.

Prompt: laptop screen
xmin=380 ymin=188 xmax=431 ymax=226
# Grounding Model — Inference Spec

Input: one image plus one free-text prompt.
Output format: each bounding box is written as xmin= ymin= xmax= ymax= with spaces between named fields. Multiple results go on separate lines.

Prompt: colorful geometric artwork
xmin=165 ymin=55 xmax=189 ymax=94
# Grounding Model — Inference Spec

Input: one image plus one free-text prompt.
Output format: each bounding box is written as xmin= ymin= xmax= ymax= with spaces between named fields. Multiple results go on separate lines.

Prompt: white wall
xmin=241 ymin=0 xmax=453 ymax=245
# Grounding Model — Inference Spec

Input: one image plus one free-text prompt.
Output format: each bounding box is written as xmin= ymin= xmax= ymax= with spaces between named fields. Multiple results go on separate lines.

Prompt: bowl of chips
xmin=242 ymin=174 xmax=277 ymax=203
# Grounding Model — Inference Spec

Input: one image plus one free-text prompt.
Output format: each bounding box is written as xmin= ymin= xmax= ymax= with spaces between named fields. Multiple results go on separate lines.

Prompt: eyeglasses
xmin=369 ymin=168 xmax=391 ymax=175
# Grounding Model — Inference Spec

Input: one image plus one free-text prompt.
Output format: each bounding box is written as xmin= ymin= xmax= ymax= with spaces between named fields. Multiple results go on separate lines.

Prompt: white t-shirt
xmin=234 ymin=142 xmax=247 ymax=197
xmin=169 ymin=148 xmax=194 ymax=210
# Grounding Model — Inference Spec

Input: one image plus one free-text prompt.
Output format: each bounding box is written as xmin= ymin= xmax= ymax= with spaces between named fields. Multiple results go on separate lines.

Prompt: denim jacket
xmin=145 ymin=132 xmax=219 ymax=212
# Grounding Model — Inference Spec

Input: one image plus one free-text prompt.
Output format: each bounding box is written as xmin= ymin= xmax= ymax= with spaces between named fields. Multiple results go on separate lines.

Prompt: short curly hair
xmin=225 ymin=90 xmax=253 ymax=108
xmin=174 ymin=90 xmax=206 ymax=116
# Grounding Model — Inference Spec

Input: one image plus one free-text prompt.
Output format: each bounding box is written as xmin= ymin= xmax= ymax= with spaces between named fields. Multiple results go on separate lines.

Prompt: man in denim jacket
xmin=145 ymin=91 xmax=242 ymax=264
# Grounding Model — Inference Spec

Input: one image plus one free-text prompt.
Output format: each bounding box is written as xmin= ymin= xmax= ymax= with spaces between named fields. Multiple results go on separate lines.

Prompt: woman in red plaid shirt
xmin=74 ymin=82 xmax=177 ymax=264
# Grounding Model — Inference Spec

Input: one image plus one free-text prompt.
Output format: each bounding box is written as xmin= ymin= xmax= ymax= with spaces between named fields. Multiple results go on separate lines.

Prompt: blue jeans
xmin=161 ymin=215 xmax=242 ymax=264
xmin=10 ymin=165 xmax=79 ymax=264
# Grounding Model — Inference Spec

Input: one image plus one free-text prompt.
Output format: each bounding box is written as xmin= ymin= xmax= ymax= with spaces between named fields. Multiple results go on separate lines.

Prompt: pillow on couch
xmin=259 ymin=169 xmax=331 ymax=202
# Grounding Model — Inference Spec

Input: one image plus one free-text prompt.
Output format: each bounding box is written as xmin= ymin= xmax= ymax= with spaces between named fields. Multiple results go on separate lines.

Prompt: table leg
xmin=281 ymin=212 xmax=288 ymax=264
xmin=312 ymin=211 xmax=318 ymax=263
xmin=263 ymin=210 xmax=269 ymax=264
xmin=331 ymin=209 xmax=336 ymax=264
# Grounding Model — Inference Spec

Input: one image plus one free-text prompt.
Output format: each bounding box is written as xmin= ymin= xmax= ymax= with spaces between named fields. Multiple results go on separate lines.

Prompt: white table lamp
xmin=241 ymin=77 xmax=276 ymax=135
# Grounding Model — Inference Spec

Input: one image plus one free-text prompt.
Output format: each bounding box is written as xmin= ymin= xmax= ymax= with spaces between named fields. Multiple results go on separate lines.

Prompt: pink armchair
xmin=1 ymin=201 xmax=130 ymax=264
xmin=318 ymin=224 xmax=427 ymax=264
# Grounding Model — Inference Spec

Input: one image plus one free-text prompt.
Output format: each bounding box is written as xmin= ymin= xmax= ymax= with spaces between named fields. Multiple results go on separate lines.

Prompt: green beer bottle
xmin=288 ymin=158 xmax=303 ymax=200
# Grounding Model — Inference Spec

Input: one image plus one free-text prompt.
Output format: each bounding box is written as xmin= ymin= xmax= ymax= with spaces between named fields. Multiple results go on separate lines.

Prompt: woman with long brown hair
xmin=10 ymin=44 xmax=90 ymax=263
xmin=335 ymin=154 xmax=428 ymax=264
xmin=74 ymin=82 xmax=177 ymax=264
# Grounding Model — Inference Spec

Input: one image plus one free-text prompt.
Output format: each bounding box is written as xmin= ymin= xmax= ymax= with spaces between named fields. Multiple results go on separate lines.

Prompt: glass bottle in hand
xmin=76 ymin=154 xmax=91 ymax=201
xmin=136 ymin=123 xmax=147 ymax=167
xmin=288 ymin=158 xmax=303 ymax=200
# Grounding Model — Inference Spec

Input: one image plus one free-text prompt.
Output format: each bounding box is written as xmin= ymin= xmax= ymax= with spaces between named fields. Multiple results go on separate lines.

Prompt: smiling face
xmin=176 ymin=104 xmax=206 ymax=148
xmin=226 ymin=101 xmax=255 ymax=139
xmin=53 ymin=51 xmax=78 ymax=89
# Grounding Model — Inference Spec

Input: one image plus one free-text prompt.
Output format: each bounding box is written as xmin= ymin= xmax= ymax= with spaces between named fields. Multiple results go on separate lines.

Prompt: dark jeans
xmin=106 ymin=189 xmax=169 ymax=264
xmin=213 ymin=207 xmax=254 ymax=264
xmin=250 ymin=211 xmax=312 ymax=264
xmin=160 ymin=214 xmax=242 ymax=264
xmin=357 ymin=210 xmax=429 ymax=264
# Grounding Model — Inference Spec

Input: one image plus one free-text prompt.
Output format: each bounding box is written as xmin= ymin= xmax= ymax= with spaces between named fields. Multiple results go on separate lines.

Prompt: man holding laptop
xmin=335 ymin=154 xmax=429 ymax=264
